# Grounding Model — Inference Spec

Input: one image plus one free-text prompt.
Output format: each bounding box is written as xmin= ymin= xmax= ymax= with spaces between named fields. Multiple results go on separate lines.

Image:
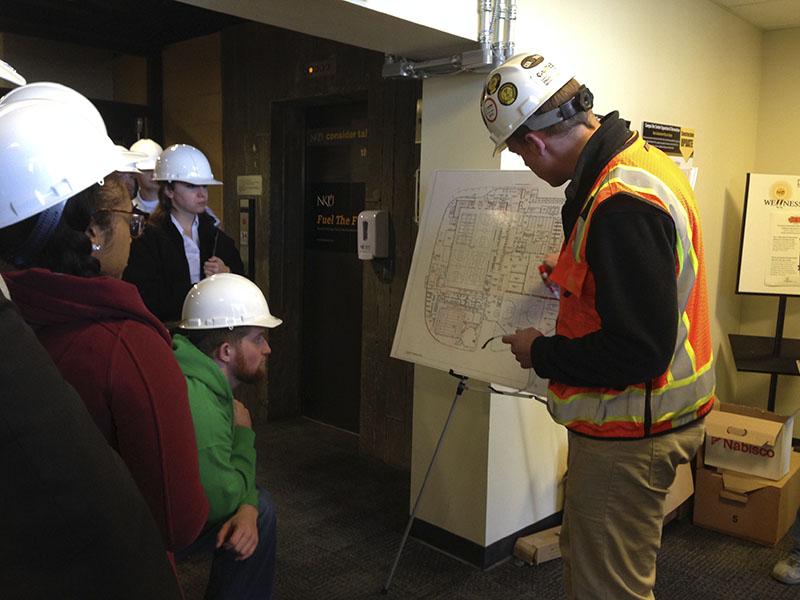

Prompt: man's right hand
xmin=233 ymin=399 xmax=252 ymax=429
xmin=501 ymin=327 xmax=543 ymax=369
xmin=216 ymin=503 xmax=259 ymax=560
xmin=541 ymin=252 xmax=559 ymax=278
xmin=540 ymin=252 xmax=561 ymax=298
xmin=203 ymin=256 xmax=230 ymax=277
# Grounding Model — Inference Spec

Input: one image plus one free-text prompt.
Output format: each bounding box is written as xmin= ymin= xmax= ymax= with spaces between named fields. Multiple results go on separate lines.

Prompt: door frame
xmin=267 ymin=95 xmax=365 ymax=423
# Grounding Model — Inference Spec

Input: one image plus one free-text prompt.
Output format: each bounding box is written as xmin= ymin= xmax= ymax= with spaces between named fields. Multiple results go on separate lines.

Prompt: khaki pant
xmin=560 ymin=420 xmax=704 ymax=600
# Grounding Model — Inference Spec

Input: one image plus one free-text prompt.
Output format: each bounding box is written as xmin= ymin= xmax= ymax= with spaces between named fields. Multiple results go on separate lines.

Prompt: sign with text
xmin=737 ymin=173 xmax=800 ymax=296
xmin=306 ymin=125 xmax=368 ymax=147
xmin=306 ymin=182 xmax=364 ymax=252
xmin=236 ymin=175 xmax=263 ymax=196
xmin=642 ymin=121 xmax=694 ymax=160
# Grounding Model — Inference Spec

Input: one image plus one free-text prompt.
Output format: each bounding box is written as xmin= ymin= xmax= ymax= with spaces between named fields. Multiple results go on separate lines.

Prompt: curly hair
xmin=0 ymin=176 xmax=128 ymax=277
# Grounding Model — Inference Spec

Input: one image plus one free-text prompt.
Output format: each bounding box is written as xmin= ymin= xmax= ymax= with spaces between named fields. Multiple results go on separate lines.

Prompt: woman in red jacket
xmin=0 ymin=71 xmax=185 ymax=598
xmin=3 ymin=175 xmax=209 ymax=553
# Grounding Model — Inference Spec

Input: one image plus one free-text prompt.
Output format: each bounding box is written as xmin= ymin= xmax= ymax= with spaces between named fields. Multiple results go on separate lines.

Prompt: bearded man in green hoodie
xmin=173 ymin=273 xmax=282 ymax=600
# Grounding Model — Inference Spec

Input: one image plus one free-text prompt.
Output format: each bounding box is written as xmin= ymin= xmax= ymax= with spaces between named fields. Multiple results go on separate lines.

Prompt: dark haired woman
xmin=0 ymin=74 xmax=187 ymax=598
xmin=2 ymin=175 xmax=209 ymax=554
xmin=123 ymin=144 xmax=244 ymax=323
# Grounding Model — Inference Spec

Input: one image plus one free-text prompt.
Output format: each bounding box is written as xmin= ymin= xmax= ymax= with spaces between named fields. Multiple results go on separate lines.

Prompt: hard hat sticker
xmin=536 ymin=63 xmax=558 ymax=86
xmin=521 ymin=55 xmax=544 ymax=69
xmin=498 ymin=83 xmax=517 ymax=106
xmin=487 ymin=73 xmax=501 ymax=95
xmin=483 ymin=98 xmax=498 ymax=122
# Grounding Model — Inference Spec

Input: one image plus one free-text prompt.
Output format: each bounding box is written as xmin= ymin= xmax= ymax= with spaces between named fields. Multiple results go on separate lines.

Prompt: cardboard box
xmin=704 ymin=402 xmax=794 ymax=481
xmin=693 ymin=451 xmax=800 ymax=546
xmin=514 ymin=526 xmax=561 ymax=565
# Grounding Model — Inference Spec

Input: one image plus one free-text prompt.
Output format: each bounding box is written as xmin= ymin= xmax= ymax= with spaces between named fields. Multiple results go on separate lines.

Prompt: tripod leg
xmin=382 ymin=376 xmax=467 ymax=594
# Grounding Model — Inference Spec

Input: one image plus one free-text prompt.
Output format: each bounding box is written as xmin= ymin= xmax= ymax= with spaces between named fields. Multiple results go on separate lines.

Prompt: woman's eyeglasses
xmin=95 ymin=209 xmax=147 ymax=239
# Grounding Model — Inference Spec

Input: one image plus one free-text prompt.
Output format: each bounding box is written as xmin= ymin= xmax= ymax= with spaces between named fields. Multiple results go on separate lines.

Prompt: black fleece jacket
xmin=123 ymin=212 xmax=245 ymax=323
xmin=531 ymin=112 xmax=678 ymax=389
xmin=0 ymin=295 xmax=181 ymax=598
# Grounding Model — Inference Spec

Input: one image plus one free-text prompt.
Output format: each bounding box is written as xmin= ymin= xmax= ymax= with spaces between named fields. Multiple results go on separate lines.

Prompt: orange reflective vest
xmin=547 ymin=134 xmax=715 ymax=438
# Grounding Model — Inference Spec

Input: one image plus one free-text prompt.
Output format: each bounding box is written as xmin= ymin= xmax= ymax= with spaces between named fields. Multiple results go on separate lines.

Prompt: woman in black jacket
xmin=124 ymin=144 xmax=244 ymax=323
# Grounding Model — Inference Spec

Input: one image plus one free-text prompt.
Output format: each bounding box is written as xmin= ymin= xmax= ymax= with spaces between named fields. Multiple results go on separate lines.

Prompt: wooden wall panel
xmin=162 ymin=32 xmax=224 ymax=221
xmin=221 ymin=21 xmax=419 ymax=467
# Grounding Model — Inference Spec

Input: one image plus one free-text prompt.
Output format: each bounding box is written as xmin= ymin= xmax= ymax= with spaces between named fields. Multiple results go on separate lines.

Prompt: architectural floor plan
xmin=392 ymin=170 xmax=565 ymax=392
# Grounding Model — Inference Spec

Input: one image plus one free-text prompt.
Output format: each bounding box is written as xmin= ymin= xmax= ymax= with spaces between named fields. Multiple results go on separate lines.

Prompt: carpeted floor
xmin=177 ymin=418 xmax=798 ymax=599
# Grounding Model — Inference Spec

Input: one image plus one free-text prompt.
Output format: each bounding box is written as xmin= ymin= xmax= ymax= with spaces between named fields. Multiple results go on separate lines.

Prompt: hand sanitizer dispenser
xmin=357 ymin=210 xmax=388 ymax=260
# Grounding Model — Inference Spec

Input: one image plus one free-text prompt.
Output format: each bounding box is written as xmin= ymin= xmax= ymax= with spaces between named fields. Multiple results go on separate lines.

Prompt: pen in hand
xmin=538 ymin=264 xmax=560 ymax=299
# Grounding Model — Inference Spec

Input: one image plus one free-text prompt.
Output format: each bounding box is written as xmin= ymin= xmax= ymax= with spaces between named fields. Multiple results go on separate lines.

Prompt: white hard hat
xmin=0 ymin=99 xmax=121 ymax=229
xmin=0 ymin=59 xmax=25 ymax=87
xmin=480 ymin=53 xmax=574 ymax=153
xmin=179 ymin=273 xmax=282 ymax=330
xmin=154 ymin=144 xmax=222 ymax=185
xmin=115 ymin=145 xmax=145 ymax=173
xmin=0 ymin=81 xmax=139 ymax=174
xmin=1 ymin=81 xmax=106 ymax=134
xmin=130 ymin=138 xmax=163 ymax=170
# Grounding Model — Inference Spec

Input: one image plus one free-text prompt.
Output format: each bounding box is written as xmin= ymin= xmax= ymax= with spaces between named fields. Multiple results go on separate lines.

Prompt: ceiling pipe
xmin=504 ymin=0 xmax=517 ymax=60
xmin=478 ymin=0 xmax=494 ymax=45
xmin=493 ymin=0 xmax=507 ymax=64
xmin=382 ymin=0 xmax=509 ymax=79
xmin=381 ymin=0 xmax=518 ymax=79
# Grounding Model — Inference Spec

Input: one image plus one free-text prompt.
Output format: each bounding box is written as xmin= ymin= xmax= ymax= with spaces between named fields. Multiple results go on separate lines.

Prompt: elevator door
xmin=302 ymin=102 xmax=366 ymax=432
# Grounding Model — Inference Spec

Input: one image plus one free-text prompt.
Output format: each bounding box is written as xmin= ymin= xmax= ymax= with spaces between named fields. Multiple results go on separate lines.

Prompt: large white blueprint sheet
xmin=391 ymin=170 xmax=565 ymax=393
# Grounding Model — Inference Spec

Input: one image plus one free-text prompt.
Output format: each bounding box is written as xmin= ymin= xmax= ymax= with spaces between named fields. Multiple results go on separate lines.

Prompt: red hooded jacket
xmin=4 ymin=268 xmax=208 ymax=552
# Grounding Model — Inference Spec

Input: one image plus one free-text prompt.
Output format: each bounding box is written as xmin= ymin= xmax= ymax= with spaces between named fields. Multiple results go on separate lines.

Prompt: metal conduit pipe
xmin=493 ymin=0 xmax=507 ymax=64
xmin=381 ymin=0 xmax=512 ymax=78
xmin=505 ymin=0 xmax=517 ymax=59
xmin=478 ymin=0 xmax=494 ymax=44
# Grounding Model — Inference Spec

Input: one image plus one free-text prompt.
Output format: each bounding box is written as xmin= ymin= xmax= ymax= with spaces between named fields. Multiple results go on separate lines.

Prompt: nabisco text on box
xmin=704 ymin=402 xmax=794 ymax=481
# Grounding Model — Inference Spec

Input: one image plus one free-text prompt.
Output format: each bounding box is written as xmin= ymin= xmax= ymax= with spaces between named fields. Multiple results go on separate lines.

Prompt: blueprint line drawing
xmin=391 ymin=170 xmax=565 ymax=393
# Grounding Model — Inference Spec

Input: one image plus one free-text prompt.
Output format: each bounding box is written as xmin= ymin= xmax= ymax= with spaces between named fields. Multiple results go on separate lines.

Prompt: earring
xmin=91 ymin=243 xmax=102 ymax=252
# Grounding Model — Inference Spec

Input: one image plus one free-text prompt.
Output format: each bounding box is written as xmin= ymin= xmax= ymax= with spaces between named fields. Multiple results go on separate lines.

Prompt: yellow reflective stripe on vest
xmin=651 ymin=364 xmax=716 ymax=423
xmin=548 ymin=141 xmax=714 ymax=435
xmin=548 ymin=387 xmax=646 ymax=427
xmin=666 ymin=312 xmax=699 ymax=384
xmin=590 ymin=164 xmax=705 ymax=377
xmin=549 ymin=363 xmax=714 ymax=429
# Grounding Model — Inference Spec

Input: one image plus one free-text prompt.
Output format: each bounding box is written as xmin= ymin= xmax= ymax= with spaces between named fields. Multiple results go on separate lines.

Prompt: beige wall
xmin=412 ymin=368 xmax=491 ymax=544
xmin=162 ymin=33 xmax=224 ymax=223
xmin=412 ymin=74 xmax=501 ymax=544
xmin=414 ymin=0 xmax=765 ymax=544
xmin=743 ymin=27 xmax=800 ymax=430
xmin=486 ymin=394 xmax=567 ymax=544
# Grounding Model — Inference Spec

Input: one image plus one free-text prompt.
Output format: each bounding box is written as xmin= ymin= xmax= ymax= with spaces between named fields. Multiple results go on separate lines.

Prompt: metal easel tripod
xmin=381 ymin=369 xmax=469 ymax=594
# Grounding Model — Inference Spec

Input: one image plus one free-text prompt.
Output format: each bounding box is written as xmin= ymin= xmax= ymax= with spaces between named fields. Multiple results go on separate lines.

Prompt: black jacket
xmin=124 ymin=212 xmax=245 ymax=323
xmin=532 ymin=112 xmax=679 ymax=389
xmin=0 ymin=295 xmax=181 ymax=599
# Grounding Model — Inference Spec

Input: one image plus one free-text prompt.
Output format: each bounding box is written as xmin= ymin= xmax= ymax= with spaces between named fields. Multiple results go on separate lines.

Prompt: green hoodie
xmin=173 ymin=334 xmax=258 ymax=526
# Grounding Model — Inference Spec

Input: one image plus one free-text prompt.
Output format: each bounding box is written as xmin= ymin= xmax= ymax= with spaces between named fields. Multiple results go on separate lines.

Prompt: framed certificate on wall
xmin=737 ymin=173 xmax=800 ymax=296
